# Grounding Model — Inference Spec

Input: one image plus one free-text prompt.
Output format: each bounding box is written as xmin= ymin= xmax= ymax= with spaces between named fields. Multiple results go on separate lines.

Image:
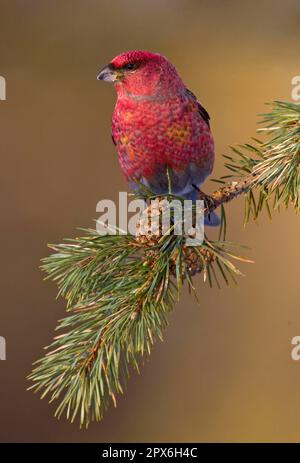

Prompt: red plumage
xmin=98 ymin=51 xmax=215 ymax=200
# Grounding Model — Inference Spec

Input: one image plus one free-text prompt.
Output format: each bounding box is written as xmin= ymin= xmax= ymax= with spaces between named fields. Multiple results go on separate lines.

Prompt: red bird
xmin=97 ymin=50 xmax=219 ymax=225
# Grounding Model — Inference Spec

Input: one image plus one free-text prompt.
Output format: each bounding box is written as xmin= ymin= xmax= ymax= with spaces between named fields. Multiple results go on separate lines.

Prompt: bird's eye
xmin=124 ymin=62 xmax=139 ymax=71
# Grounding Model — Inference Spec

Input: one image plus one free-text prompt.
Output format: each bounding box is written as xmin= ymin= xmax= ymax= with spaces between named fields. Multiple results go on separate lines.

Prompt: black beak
xmin=97 ymin=64 xmax=117 ymax=82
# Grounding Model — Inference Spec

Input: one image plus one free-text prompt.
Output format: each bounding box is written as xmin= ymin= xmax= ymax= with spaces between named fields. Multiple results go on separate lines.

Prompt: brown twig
xmin=195 ymin=172 xmax=257 ymax=216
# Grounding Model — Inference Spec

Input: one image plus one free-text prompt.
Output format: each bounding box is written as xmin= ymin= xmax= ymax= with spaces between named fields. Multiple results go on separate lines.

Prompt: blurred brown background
xmin=0 ymin=0 xmax=300 ymax=443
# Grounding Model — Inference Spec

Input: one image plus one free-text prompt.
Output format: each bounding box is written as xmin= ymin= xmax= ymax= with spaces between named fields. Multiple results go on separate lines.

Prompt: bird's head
xmin=97 ymin=50 xmax=183 ymax=98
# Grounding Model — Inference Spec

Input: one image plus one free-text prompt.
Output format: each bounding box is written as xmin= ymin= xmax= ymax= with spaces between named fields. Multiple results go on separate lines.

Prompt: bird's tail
xmin=183 ymin=189 xmax=220 ymax=227
xmin=204 ymin=210 xmax=220 ymax=227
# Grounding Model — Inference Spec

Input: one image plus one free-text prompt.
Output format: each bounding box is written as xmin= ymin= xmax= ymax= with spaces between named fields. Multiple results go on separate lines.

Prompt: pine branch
xmin=28 ymin=100 xmax=300 ymax=427
xmin=28 ymin=231 xmax=243 ymax=427
xmin=221 ymin=101 xmax=300 ymax=220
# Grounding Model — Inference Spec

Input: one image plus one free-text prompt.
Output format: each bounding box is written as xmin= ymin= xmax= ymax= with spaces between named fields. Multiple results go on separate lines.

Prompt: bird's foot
xmin=192 ymin=184 xmax=214 ymax=210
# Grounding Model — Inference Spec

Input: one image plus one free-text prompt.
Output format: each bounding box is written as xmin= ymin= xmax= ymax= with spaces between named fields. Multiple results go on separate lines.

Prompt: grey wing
xmin=182 ymin=88 xmax=214 ymax=194
xmin=185 ymin=88 xmax=210 ymax=128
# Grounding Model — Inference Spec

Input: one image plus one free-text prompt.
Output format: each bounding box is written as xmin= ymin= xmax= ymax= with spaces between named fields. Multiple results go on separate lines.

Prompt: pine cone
xmin=135 ymin=197 xmax=170 ymax=246
xmin=135 ymin=198 xmax=215 ymax=277
xmin=170 ymin=246 xmax=216 ymax=277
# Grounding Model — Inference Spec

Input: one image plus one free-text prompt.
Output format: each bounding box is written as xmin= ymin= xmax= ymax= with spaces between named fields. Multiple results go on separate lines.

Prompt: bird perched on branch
xmin=97 ymin=50 xmax=219 ymax=225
